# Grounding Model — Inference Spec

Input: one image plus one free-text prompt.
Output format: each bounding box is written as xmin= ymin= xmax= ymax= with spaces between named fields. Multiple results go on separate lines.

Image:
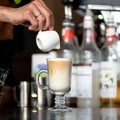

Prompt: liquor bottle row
xmin=58 ymin=5 xmax=120 ymax=108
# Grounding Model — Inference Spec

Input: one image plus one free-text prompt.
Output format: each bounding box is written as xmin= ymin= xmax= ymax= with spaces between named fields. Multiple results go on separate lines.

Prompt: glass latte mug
xmin=36 ymin=58 xmax=72 ymax=112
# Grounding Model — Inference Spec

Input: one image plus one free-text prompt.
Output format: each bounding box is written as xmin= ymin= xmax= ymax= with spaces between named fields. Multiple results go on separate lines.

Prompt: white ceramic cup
xmin=36 ymin=30 xmax=60 ymax=52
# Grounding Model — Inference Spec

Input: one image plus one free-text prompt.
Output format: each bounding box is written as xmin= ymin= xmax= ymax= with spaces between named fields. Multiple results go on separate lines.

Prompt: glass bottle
xmin=59 ymin=5 xmax=80 ymax=107
xmin=100 ymin=14 xmax=120 ymax=108
xmin=77 ymin=12 xmax=101 ymax=108
xmin=115 ymin=25 xmax=120 ymax=58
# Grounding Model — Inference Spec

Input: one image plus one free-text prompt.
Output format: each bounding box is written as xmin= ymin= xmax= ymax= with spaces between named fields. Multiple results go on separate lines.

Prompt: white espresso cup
xmin=36 ymin=30 xmax=60 ymax=52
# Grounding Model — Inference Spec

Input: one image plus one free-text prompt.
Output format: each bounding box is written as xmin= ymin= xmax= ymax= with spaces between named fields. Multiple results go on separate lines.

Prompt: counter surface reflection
xmin=0 ymin=107 xmax=120 ymax=120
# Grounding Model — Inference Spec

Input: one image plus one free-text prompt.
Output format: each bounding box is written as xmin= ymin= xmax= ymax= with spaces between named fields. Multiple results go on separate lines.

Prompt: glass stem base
xmin=48 ymin=95 xmax=72 ymax=112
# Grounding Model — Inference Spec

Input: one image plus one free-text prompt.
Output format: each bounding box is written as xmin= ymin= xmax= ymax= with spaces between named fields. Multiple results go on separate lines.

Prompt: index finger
xmin=33 ymin=0 xmax=55 ymax=30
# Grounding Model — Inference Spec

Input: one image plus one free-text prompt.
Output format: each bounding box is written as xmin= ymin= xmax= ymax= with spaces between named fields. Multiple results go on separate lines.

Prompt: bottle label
xmin=106 ymin=26 xmax=116 ymax=39
xmin=61 ymin=28 xmax=75 ymax=41
xmin=77 ymin=64 xmax=92 ymax=98
xmin=106 ymin=26 xmax=116 ymax=44
xmin=77 ymin=63 xmax=100 ymax=98
xmin=116 ymin=62 xmax=120 ymax=81
xmin=31 ymin=53 xmax=57 ymax=79
xmin=100 ymin=61 xmax=117 ymax=98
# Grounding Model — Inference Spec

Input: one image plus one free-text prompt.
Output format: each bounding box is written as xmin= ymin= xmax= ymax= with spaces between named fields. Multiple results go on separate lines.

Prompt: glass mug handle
xmin=36 ymin=70 xmax=48 ymax=90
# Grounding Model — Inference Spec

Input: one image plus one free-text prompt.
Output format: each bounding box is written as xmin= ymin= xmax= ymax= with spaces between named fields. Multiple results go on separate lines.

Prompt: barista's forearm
xmin=0 ymin=6 xmax=13 ymax=23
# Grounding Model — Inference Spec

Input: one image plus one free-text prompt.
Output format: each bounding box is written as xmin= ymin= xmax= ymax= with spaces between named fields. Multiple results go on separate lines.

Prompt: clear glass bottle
xmin=100 ymin=14 xmax=120 ymax=108
xmin=115 ymin=25 xmax=120 ymax=83
xmin=59 ymin=5 xmax=79 ymax=107
xmin=77 ymin=13 xmax=101 ymax=108
xmin=115 ymin=25 xmax=120 ymax=58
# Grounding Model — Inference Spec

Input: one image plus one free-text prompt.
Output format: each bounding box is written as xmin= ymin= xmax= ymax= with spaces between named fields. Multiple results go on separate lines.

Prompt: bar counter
xmin=0 ymin=107 xmax=120 ymax=120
